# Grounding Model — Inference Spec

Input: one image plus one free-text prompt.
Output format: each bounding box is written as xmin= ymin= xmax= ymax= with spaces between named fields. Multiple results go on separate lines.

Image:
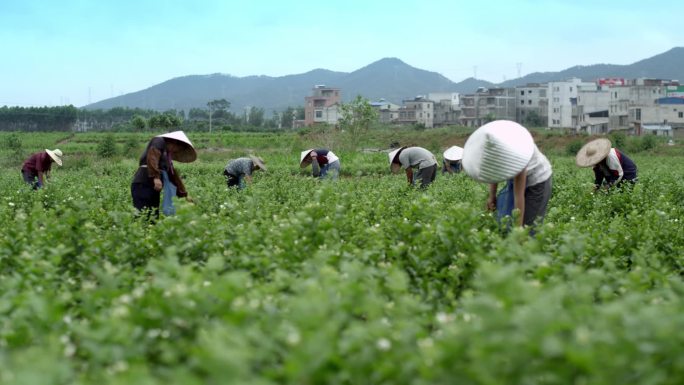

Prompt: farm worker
xmin=442 ymin=145 xmax=463 ymax=174
xmin=388 ymin=146 xmax=438 ymax=188
xmin=300 ymin=148 xmax=340 ymax=180
xmin=575 ymin=138 xmax=638 ymax=190
xmin=131 ymin=131 xmax=196 ymax=220
xmin=223 ymin=156 xmax=267 ymax=189
xmin=21 ymin=148 xmax=63 ymax=189
xmin=462 ymin=120 xmax=552 ymax=231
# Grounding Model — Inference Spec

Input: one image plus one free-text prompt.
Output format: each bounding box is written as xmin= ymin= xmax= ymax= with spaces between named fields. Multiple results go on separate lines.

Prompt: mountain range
xmin=85 ymin=47 xmax=684 ymax=112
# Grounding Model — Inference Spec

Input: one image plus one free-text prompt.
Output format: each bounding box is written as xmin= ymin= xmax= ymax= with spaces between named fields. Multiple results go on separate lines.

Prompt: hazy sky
xmin=1 ymin=0 xmax=682 ymax=107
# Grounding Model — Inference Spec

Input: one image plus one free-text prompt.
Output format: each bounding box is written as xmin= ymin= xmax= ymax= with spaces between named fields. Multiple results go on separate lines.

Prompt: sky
xmin=1 ymin=0 xmax=682 ymax=107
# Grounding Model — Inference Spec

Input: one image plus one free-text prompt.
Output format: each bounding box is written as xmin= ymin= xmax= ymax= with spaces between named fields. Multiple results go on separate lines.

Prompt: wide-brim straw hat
xmin=443 ymin=146 xmax=464 ymax=162
xmin=462 ymin=120 xmax=534 ymax=183
xmin=575 ymin=138 xmax=612 ymax=167
xmin=45 ymin=148 xmax=63 ymax=166
xmin=157 ymin=131 xmax=197 ymax=162
xmin=300 ymin=149 xmax=314 ymax=168
xmin=388 ymin=147 xmax=406 ymax=173
xmin=249 ymin=155 xmax=267 ymax=171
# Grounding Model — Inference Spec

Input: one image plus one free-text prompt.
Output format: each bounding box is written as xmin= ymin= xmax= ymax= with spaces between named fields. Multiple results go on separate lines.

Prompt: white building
xmin=576 ymin=88 xmax=611 ymax=134
xmin=428 ymin=92 xmax=460 ymax=107
xmin=548 ymin=78 xmax=596 ymax=129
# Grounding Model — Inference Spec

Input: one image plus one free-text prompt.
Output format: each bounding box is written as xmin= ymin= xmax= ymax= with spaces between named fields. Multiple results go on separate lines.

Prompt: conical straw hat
xmin=462 ymin=120 xmax=534 ymax=183
xmin=157 ymin=131 xmax=197 ymax=162
xmin=388 ymin=147 xmax=406 ymax=173
xmin=575 ymin=138 xmax=611 ymax=167
xmin=443 ymin=146 xmax=464 ymax=161
xmin=249 ymin=155 xmax=267 ymax=171
xmin=45 ymin=149 xmax=63 ymax=166
xmin=300 ymin=149 xmax=314 ymax=168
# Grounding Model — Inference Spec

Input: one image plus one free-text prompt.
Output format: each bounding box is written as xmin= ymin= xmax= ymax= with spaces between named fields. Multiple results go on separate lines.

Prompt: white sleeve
xmin=606 ymin=148 xmax=623 ymax=182
xmin=326 ymin=151 xmax=339 ymax=164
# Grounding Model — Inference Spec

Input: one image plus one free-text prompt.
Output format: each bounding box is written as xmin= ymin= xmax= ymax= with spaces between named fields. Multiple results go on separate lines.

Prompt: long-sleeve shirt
xmin=21 ymin=152 xmax=53 ymax=174
xmin=131 ymin=137 xmax=187 ymax=197
xmin=593 ymin=148 xmax=637 ymax=187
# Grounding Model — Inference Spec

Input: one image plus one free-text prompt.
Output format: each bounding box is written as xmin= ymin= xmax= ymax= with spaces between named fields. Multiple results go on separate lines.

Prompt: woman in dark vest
xmin=300 ymin=148 xmax=340 ymax=180
xmin=131 ymin=131 xmax=196 ymax=220
xmin=575 ymin=138 xmax=638 ymax=190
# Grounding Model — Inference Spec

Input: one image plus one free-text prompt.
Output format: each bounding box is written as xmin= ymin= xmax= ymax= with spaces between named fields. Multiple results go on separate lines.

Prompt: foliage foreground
xmin=0 ymin=134 xmax=683 ymax=384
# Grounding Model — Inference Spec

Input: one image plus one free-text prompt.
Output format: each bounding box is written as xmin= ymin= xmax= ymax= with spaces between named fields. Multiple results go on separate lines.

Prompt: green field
xmin=1 ymin=130 xmax=683 ymax=384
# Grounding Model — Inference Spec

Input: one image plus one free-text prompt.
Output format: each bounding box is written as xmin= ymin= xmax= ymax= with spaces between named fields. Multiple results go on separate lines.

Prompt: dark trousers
xmin=131 ymin=182 xmax=160 ymax=221
xmin=415 ymin=164 xmax=437 ymax=188
xmin=523 ymin=177 xmax=552 ymax=228
xmin=22 ymin=170 xmax=41 ymax=189
xmin=224 ymin=170 xmax=243 ymax=189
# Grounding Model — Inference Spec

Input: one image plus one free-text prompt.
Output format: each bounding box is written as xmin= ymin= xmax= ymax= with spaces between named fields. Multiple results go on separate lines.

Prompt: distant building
xmin=548 ymin=78 xmax=596 ymax=129
xmin=427 ymin=93 xmax=461 ymax=126
xmin=304 ymin=85 xmax=341 ymax=126
xmin=627 ymin=78 xmax=674 ymax=135
xmin=576 ymin=87 xmax=611 ymax=134
xmin=460 ymin=88 xmax=516 ymax=127
xmin=632 ymin=97 xmax=684 ymax=138
xmin=427 ymin=92 xmax=460 ymax=107
xmin=398 ymin=96 xmax=434 ymax=128
xmin=370 ymin=99 xmax=400 ymax=124
xmin=515 ymin=83 xmax=548 ymax=127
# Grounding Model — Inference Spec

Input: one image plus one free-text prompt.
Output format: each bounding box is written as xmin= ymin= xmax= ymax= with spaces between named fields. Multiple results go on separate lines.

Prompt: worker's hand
xmin=486 ymin=196 xmax=497 ymax=211
xmin=185 ymin=196 xmax=194 ymax=204
xmin=153 ymin=177 xmax=162 ymax=192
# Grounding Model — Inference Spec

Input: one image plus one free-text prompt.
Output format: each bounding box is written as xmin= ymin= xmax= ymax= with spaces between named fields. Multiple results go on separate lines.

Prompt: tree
xmin=149 ymin=114 xmax=182 ymax=130
xmin=131 ymin=115 xmax=147 ymax=131
xmin=207 ymin=99 xmax=231 ymax=133
xmin=524 ymin=111 xmax=544 ymax=127
xmin=484 ymin=113 xmax=497 ymax=123
xmin=339 ymin=95 xmax=378 ymax=149
xmin=247 ymin=107 xmax=264 ymax=128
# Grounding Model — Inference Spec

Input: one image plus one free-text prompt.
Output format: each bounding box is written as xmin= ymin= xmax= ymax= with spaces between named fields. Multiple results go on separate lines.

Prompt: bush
xmin=639 ymin=134 xmax=658 ymax=152
xmin=96 ymin=134 xmax=118 ymax=158
xmin=566 ymin=139 xmax=583 ymax=156
xmin=122 ymin=136 xmax=140 ymax=157
xmin=4 ymin=133 xmax=24 ymax=163
xmin=610 ymin=131 xmax=626 ymax=149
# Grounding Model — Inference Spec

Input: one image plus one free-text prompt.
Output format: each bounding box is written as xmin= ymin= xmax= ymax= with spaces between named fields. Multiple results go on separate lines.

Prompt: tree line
xmin=0 ymin=101 xmax=306 ymax=132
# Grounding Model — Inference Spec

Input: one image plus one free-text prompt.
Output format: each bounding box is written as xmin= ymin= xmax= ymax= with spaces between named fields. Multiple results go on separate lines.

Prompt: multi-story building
xmin=575 ymin=88 xmax=610 ymax=134
xmin=428 ymin=92 xmax=460 ymax=107
xmin=627 ymin=78 xmax=673 ymax=135
xmin=631 ymin=97 xmax=684 ymax=138
xmin=548 ymin=78 xmax=596 ymax=129
xmin=608 ymin=85 xmax=630 ymax=131
xmin=370 ymin=99 xmax=400 ymax=124
xmin=515 ymin=83 xmax=548 ymax=126
xmin=460 ymin=88 xmax=516 ymax=127
xmin=397 ymin=96 xmax=434 ymax=128
xmin=427 ymin=92 xmax=461 ymax=126
xmin=304 ymin=85 xmax=341 ymax=126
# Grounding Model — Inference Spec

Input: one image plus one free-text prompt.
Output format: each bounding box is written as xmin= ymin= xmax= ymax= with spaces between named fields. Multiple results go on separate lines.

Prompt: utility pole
xmin=516 ymin=62 xmax=523 ymax=79
xmin=209 ymin=108 xmax=213 ymax=133
xmin=473 ymin=66 xmax=478 ymax=79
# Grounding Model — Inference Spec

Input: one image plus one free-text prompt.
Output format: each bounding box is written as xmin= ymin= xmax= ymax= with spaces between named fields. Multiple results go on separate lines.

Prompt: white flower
xmin=286 ymin=330 xmax=301 ymax=346
xmin=376 ymin=338 xmax=391 ymax=351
